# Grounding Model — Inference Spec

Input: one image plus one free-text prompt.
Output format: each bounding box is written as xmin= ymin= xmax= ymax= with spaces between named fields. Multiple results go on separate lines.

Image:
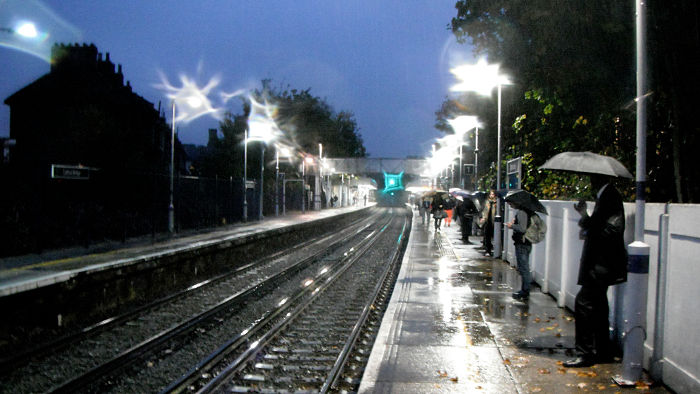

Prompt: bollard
xmin=614 ymin=241 xmax=650 ymax=386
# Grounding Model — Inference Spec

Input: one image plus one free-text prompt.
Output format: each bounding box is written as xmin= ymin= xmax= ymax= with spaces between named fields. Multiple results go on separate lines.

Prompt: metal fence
xmin=0 ymin=167 xmax=305 ymax=258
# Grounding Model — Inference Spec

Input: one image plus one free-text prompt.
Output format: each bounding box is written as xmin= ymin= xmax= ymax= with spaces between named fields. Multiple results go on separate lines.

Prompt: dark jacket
xmin=577 ymin=184 xmax=628 ymax=286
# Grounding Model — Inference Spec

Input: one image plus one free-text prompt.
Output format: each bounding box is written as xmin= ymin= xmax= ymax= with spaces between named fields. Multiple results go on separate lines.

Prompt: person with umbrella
xmin=540 ymin=151 xmax=630 ymax=368
xmin=504 ymin=190 xmax=547 ymax=301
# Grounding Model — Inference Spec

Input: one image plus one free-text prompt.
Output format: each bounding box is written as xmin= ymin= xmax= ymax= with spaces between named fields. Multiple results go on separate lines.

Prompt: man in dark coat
xmin=564 ymin=175 xmax=628 ymax=368
xmin=457 ymin=197 xmax=478 ymax=244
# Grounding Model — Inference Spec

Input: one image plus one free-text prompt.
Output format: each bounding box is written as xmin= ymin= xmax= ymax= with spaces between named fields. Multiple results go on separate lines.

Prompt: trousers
xmin=574 ymin=285 xmax=611 ymax=357
xmin=515 ymin=243 xmax=532 ymax=293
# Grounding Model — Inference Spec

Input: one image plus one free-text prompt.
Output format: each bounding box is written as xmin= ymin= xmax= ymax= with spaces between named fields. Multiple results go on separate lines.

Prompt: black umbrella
xmin=504 ymin=190 xmax=547 ymax=214
xmin=538 ymin=151 xmax=632 ymax=178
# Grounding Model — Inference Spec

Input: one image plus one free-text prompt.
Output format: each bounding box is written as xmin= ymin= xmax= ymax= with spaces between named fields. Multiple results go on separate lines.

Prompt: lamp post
xmin=275 ymin=148 xmax=279 ymax=217
xmin=614 ymin=0 xmax=650 ymax=386
xmin=247 ymin=97 xmax=280 ymax=221
xmin=258 ymin=143 xmax=265 ymax=221
xmin=474 ymin=126 xmax=479 ymax=190
xmin=447 ymin=115 xmax=480 ymax=191
xmin=450 ymin=58 xmax=510 ymax=258
xmin=243 ymin=129 xmax=248 ymax=222
xmin=314 ymin=144 xmax=322 ymax=210
xmin=168 ymin=102 xmax=176 ymax=234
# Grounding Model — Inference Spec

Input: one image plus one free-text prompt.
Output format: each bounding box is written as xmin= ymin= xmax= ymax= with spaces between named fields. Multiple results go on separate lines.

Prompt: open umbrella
xmin=504 ymin=190 xmax=547 ymax=214
xmin=423 ymin=189 xmax=449 ymax=198
xmin=539 ymin=151 xmax=632 ymax=178
xmin=449 ymin=188 xmax=472 ymax=199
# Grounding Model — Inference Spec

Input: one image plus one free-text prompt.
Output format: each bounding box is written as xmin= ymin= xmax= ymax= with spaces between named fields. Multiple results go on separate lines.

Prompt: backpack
xmin=524 ymin=213 xmax=547 ymax=244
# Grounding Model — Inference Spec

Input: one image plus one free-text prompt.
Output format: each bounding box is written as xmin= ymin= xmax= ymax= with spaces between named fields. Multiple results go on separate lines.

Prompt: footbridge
xmin=324 ymin=158 xmax=429 ymax=179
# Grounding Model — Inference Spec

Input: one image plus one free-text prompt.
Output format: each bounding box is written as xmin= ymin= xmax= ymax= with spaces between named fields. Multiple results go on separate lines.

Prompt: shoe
xmin=563 ymin=356 xmax=595 ymax=368
xmin=512 ymin=291 xmax=529 ymax=301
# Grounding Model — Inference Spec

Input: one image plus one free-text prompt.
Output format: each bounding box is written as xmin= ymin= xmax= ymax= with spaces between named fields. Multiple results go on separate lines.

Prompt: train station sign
xmin=50 ymin=164 xmax=98 ymax=180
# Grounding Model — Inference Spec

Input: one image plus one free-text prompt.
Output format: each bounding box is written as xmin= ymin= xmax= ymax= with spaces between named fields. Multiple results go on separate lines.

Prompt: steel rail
xmin=47 ymin=212 xmax=384 ymax=393
xmin=321 ymin=209 xmax=411 ymax=392
xmin=187 ymin=214 xmax=396 ymax=394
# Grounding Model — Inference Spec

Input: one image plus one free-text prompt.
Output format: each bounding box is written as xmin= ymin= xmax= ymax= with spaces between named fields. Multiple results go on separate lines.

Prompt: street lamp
xmin=447 ymin=115 xmax=480 ymax=190
xmin=275 ymin=144 xmax=293 ymax=216
xmin=247 ymin=97 xmax=280 ymax=221
xmin=302 ymin=156 xmax=314 ymax=213
xmin=314 ymin=144 xmax=322 ymax=210
xmin=243 ymin=129 xmax=248 ymax=222
xmin=451 ymin=58 xmax=511 ymax=258
xmin=169 ymin=103 xmax=176 ymax=233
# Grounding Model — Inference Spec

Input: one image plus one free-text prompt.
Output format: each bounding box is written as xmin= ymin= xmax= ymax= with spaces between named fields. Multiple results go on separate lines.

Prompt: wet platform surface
xmin=359 ymin=209 xmax=670 ymax=393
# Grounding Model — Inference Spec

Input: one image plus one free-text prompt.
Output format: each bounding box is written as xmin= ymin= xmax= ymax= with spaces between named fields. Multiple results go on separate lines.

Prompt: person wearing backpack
xmin=506 ymin=201 xmax=534 ymax=301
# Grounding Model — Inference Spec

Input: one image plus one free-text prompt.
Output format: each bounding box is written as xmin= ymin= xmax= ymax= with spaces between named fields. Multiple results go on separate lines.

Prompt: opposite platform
xmin=0 ymin=204 xmax=372 ymax=297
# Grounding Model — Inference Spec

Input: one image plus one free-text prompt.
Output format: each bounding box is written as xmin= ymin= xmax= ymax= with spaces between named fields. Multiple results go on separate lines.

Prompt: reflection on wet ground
xmin=360 ymin=212 xmax=670 ymax=393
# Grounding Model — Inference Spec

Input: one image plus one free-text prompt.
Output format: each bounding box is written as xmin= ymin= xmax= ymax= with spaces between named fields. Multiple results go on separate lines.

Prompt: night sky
xmin=1 ymin=1 xmax=477 ymax=159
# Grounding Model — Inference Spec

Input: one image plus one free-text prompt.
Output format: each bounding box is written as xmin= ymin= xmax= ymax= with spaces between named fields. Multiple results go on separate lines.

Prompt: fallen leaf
xmin=503 ymin=359 xmax=512 ymax=365
xmin=537 ymin=368 xmax=551 ymax=374
xmin=530 ymin=387 xmax=542 ymax=392
xmin=597 ymin=385 xmax=607 ymax=390
xmin=475 ymin=385 xmax=483 ymax=390
xmin=577 ymin=382 xmax=588 ymax=388
xmin=555 ymin=361 xmax=564 ymax=366
xmin=576 ymin=371 xmax=598 ymax=378
xmin=539 ymin=327 xmax=546 ymax=332
xmin=557 ymin=368 xmax=567 ymax=374
xmin=437 ymin=370 xmax=448 ymax=378
xmin=450 ymin=377 xmax=459 ymax=383
xmin=563 ymin=316 xmax=574 ymax=322
xmin=534 ymin=317 xmax=542 ymax=323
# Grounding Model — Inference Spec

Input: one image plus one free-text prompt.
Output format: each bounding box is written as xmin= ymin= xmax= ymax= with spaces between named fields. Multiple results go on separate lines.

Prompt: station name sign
xmin=51 ymin=164 xmax=98 ymax=180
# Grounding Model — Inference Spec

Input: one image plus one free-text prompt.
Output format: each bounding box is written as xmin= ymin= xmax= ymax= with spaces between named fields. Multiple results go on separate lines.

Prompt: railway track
xmin=1 ymin=208 xmax=404 ymax=393
xmin=167 ymin=207 xmax=410 ymax=393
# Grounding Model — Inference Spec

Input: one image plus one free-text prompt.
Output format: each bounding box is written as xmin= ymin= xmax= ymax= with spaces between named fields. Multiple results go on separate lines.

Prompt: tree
xmin=198 ymin=80 xmax=365 ymax=179
xmin=446 ymin=0 xmax=699 ymax=202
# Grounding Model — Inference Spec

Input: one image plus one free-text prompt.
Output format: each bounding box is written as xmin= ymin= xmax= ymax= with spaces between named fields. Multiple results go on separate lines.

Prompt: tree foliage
xmin=195 ymin=80 xmax=365 ymax=180
xmin=444 ymin=0 xmax=699 ymax=202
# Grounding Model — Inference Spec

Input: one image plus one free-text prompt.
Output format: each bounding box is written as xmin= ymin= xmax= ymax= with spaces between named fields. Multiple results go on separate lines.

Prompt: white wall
xmin=502 ymin=201 xmax=700 ymax=393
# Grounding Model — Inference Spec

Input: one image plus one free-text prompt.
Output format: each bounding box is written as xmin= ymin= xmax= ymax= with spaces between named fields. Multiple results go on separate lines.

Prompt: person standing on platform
xmin=479 ymin=190 xmax=497 ymax=256
xmin=457 ymin=197 xmax=478 ymax=244
xmin=564 ymin=175 xmax=627 ymax=368
xmin=419 ymin=198 xmax=431 ymax=225
xmin=444 ymin=197 xmax=455 ymax=227
xmin=506 ymin=202 xmax=533 ymax=301
xmin=431 ymin=202 xmax=447 ymax=231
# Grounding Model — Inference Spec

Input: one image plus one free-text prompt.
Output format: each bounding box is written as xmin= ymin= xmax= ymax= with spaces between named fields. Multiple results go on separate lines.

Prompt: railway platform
xmin=0 ymin=204 xmax=372 ymax=297
xmin=0 ymin=204 xmax=672 ymax=392
xmin=359 ymin=207 xmax=669 ymax=393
